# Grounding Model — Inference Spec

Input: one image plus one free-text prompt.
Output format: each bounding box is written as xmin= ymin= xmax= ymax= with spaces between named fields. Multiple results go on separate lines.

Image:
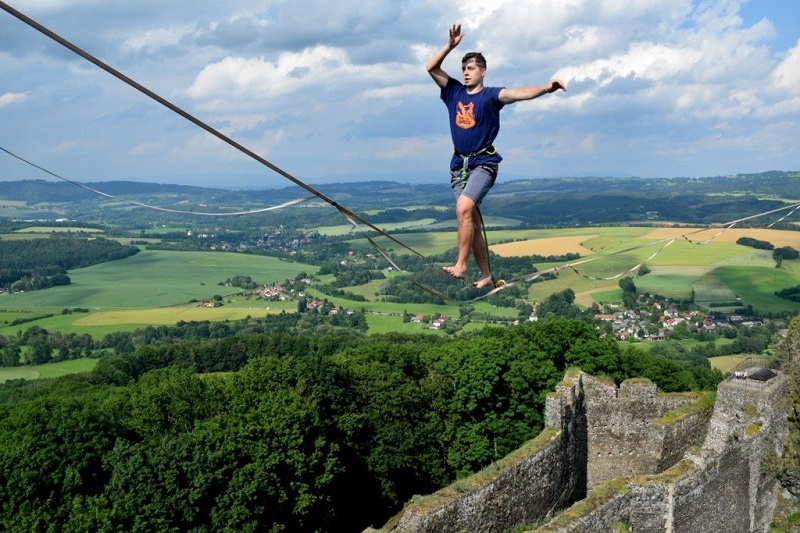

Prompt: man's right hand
xmin=449 ymin=24 xmax=464 ymax=48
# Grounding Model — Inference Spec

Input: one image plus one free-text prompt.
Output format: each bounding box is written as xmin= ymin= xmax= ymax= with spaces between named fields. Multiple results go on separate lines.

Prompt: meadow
xmin=0 ymin=249 xmax=316 ymax=336
xmin=0 ymin=358 xmax=98 ymax=383
xmin=15 ymin=226 xmax=104 ymax=234
xmin=1 ymin=249 xmax=315 ymax=309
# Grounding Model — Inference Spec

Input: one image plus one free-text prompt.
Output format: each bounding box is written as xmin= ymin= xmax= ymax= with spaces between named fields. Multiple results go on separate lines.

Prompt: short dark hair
xmin=461 ymin=52 xmax=486 ymax=69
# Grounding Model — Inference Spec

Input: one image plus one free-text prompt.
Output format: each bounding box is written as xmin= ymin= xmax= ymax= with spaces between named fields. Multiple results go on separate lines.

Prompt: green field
xmin=708 ymin=355 xmax=749 ymax=373
xmin=635 ymin=274 xmax=697 ymax=299
xmin=0 ymin=249 xmax=317 ymax=336
xmin=619 ymin=337 xmax=736 ymax=356
xmin=714 ymin=266 xmax=800 ymax=313
xmin=0 ymin=297 xmax=299 ymax=338
xmin=0 ymin=358 xmax=99 ymax=383
xmin=0 ymin=249 xmax=317 ymax=309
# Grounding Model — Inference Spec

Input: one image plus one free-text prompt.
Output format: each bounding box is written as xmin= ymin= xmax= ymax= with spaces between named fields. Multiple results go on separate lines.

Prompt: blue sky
xmin=0 ymin=0 xmax=798 ymax=190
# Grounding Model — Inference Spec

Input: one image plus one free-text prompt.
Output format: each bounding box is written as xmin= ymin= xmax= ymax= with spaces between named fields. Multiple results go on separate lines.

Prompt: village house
xmin=430 ymin=315 xmax=448 ymax=330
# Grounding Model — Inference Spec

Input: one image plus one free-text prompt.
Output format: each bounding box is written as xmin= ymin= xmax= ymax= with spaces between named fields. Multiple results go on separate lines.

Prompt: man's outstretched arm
xmin=426 ymin=24 xmax=464 ymax=89
xmin=499 ymin=79 xmax=566 ymax=104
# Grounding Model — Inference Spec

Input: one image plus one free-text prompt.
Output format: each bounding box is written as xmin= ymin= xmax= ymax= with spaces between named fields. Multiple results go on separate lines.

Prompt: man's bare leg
xmin=443 ymin=194 xmax=476 ymax=280
xmin=470 ymin=213 xmax=493 ymax=288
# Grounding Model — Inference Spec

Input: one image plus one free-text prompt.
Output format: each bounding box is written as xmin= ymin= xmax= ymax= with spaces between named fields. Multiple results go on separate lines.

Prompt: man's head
xmin=461 ymin=52 xmax=486 ymax=90
xmin=461 ymin=52 xmax=486 ymax=69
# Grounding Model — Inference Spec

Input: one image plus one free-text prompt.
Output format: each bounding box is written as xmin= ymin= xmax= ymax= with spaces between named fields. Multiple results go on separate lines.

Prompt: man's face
xmin=461 ymin=59 xmax=485 ymax=89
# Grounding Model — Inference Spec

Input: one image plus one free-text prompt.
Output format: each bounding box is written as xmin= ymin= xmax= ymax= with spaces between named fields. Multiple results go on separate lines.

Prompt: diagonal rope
xmin=0 ymin=145 xmax=315 ymax=216
xmin=767 ymin=203 xmax=800 ymax=228
xmin=680 ymin=201 xmax=800 ymax=244
xmin=0 ymin=1 xmax=427 ymax=260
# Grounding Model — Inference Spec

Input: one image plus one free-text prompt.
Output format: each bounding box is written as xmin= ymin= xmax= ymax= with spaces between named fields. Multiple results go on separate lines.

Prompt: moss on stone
xmin=541 ymin=478 xmax=630 ymax=529
xmin=385 ymin=427 xmax=561 ymax=522
xmin=657 ymin=391 xmax=716 ymax=426
xmin=746 ymin=422 xmax=763 ymax=437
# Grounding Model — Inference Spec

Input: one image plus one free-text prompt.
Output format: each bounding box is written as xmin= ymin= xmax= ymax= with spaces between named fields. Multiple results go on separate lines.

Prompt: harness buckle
xmin=455 ymin=144 xmax=496 ymax=183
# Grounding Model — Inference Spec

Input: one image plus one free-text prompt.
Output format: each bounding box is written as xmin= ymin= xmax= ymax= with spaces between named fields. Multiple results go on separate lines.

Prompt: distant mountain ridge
xmin=2 ymin=170 xmax=797 ymax=201
xmin=1 ymin=171 xmax=798 ymax=227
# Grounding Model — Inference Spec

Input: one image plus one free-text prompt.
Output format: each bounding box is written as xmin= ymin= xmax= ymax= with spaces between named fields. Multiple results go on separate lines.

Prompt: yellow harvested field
xmin=574 ymin=287 xmax=617 ymax=307
xmin=709 ymin=355 xmax=749 ymax=373
xmin=490 ymin=235 xmax=596 ymax=257
xmin=17 ymin=226 xmax=104 ymax=233
xmin=642 ymin=228 xmax=799 ymax=249
xmin=74 ymin=306 xmax=283 ymax=326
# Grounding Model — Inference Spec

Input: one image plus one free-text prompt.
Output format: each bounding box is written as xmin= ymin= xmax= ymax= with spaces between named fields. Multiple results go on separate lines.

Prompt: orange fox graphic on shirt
xmin=455 ymin=101 xmax=476 ymax=129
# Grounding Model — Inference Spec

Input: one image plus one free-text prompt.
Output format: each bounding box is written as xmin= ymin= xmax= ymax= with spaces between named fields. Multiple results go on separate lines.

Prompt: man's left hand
xmin=548 ymin=79 xmax=567 ymax=93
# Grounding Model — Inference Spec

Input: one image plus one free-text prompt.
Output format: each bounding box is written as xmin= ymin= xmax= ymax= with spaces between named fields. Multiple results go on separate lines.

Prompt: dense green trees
xmin=0 ymin=236 xmax=139 ymax=291
xmin=0 ymin=317 xmax=727 ymax=531
xmin=0 ymin=310 xmax=366 ymax=367
xmin=537 ymin=288 xmax=586 ymax=320
xmin=778 ymin=286 xmax=800 ymax=303
xmin=736 ymin=236 xmax=774 ymax=250
xmin=773 ymin=316 xmax=800 ymax=531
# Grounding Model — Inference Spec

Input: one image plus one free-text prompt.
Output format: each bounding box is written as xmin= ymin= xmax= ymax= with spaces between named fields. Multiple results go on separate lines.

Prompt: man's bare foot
xmin=443 ymin=265 xmax=466 ymax=280
xmin=472 ymin=275 xmax=493 ymax=289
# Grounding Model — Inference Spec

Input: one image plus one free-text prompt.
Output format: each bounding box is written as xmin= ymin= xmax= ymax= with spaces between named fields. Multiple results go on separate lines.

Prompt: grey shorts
xmin=450 ymin=164 xmax=498 ymax=204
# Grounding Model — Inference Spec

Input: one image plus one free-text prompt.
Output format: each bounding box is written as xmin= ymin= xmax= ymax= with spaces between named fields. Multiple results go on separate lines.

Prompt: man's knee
xmin=456 ymin=196 xmax=476 ymax=219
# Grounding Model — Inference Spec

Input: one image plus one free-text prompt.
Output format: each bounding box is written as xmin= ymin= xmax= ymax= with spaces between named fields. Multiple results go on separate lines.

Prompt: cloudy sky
xmin=0 ymin=0 xmax=798 ymax=190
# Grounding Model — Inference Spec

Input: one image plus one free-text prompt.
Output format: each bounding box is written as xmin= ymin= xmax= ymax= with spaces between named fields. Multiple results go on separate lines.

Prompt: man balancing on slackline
xmin=426 ymin=23 xmax=565 ymax=289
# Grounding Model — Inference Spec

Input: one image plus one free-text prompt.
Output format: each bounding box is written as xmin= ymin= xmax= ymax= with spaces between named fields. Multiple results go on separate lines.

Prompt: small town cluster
xmin=592 ymin=301 xmax=762 ymax=341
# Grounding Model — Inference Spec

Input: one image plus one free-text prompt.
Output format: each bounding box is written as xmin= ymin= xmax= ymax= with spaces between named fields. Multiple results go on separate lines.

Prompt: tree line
xmin=0 ymin=237 xmax=139 ymax=291
xmin=1 ymin=309 xmax=367 ymax=367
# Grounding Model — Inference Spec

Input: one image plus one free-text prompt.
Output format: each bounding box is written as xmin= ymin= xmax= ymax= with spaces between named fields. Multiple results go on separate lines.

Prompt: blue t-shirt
xmin=441 ymin=77 xmax=505 ymax=171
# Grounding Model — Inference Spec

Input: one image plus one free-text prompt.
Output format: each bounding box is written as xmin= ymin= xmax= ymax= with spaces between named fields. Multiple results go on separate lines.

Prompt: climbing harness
xmin=456 ymin=144 xmax=496 ymax=182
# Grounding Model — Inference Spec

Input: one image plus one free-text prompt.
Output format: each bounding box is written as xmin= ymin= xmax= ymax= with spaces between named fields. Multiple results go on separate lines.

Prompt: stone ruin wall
xmin=373 ymin=369 xmax=717 ymax=533
xmin=582 ymin=375 xmax=708 ymax=489
xmin=537 ymin=369 xmax=789 ymax=533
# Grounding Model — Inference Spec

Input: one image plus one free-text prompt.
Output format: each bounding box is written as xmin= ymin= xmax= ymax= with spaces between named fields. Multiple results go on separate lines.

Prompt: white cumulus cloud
xmin=0 ymin=92 xmax=29 ymax=108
